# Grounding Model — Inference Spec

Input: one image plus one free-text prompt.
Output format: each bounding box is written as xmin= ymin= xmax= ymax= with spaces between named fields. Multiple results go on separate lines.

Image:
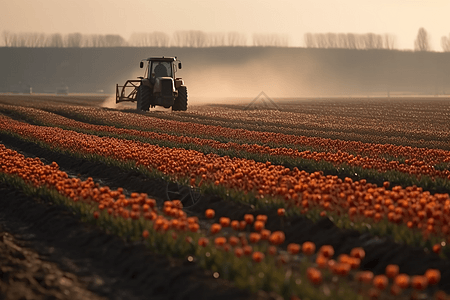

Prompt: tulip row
xmin=170 ymin=101 xmax=449 ymax=148
xmin=1 ymin=105 xmax=449 ymax=183
xmin=1 ymin=143 xmax=448 ymax=299
xmin=23 ymin=104 xmax=450 ymax=166
xmin=1 ymin=114 xmax=450 ymax=248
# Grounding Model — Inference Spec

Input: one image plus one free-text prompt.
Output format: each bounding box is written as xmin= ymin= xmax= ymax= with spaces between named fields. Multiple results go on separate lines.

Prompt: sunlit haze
xmin=1 ymin=0 xmax=450 ymax=50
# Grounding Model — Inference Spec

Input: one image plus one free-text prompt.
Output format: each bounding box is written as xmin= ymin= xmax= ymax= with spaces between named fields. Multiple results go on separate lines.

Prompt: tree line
xmin=1 ymin=31 xmax=284 ymax=48
xmin=1 ymin=32 xmax=127 ymax=48
xmin=303 ymin=33 xmax=396 ymax=50
xmin=2 ymin=28 xmax=450 ymax=51
xmin=304 ymin=28 xmax=450 ymax=52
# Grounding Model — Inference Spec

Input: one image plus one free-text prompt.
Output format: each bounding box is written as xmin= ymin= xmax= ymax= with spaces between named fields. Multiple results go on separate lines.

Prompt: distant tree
xmin=12 ymin=32 xmax=26 ymax=47
xmin=86 ymin=34 xmax=104 ymax=47
xmin=441 ymin=35 xmax=450 ymax=52
xmin=316 ymin=34 xmax=327 ymax=48
xmin=129 ymin=33 xmax=147 ymax=47
xmin=104 ymin=34 xmax=126 ymax=47
xmin=84 ymin=34 xmax=119 ymax=47
xmin=65 ymin=33 xmax=83 ymax=47
xmin=226 ymin=32 xmax=245 ymax=46
xmin=326 ymin=33 xmax=337 ymax=48
xmin=172 ymin=31 xmax=186 ymax=47
xmin=47 ymin=33 xmax=64 ymax=47
xmin=26 ymin=32 xmax=47 ymax=47
xmin=346 ymin=33 xmax=357 ymax=49
xmin=3 ymin=32 xmax=21 ymax=47
xmin=172 ymin=30 xmax=208 ymax=47
xmin=191 ymin=31 xmax=208 ymax=47
xmin=304 ymin=33 xmax=316 ymax=48
xmin=2 ymin=31 xmax=15 ymax=47
xmin=337 ymin=33 xmax=349 ymax=48
xmin=150 ymin=32 xmax=170 ymax=47
xmin=131 ymin=32 xmax=171 ymax=47
xmin=414 ymin=27 xmax=430 ymax=51
xmin=207 ymin=32 xmax=226 ymax=47
xmin=226 ymin=32 xmax=247 ymax=46
xmin=252 ymin=33 xmax=288 ymax=47
xmin=1 ymin=31 xmax=10 ymax=46
xmin=383 ymin=34 xmax=396 ymax=50
xmin=354 ymin=34 xmax=366 ymax=49
xmin=364 ymin=33 xmax=383 ymax=49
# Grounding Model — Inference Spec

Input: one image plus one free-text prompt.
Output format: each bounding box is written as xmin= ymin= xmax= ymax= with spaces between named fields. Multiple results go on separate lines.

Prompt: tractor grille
xmin=161 ymin=79 xmax=173 ymax=97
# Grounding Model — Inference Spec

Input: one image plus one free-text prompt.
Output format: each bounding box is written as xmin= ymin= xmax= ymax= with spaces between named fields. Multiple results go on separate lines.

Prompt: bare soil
xmin=0 ymin=229 xmax=104 ymax=300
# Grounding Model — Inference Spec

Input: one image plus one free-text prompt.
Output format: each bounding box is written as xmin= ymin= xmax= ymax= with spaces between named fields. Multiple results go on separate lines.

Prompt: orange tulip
xmin=424 ymin=269 xmax=441 ymax=285
xmin=210 ymin=223 xmax=222 ymax=234
xmin=287 ymin=243 xmax=301 ymax=255
xmin=219 ymin=217 xmax=231 ymax=227
xmin=356 ymin=271 xmax=374 ymax=284
xmin=302 ymin=241 xmax=316 ymax=256
xmin=228 ymin=236 xmax=239 ymax=247
xmin=269 ymin=231 xmax=285 ymax=245
xmin=214 ymin=237 xmax=227 ymax=247
xmin=205 ymin=209 xmax=215 ymax=219
xmin=234 ymin=247 xmax=244 ymax=258
xmin=198 ymin=237 xmax=209 ymax=247
xmin=249 ymin=232 xmax=261 ymax=244
xmin=254 ymin=220 xmax=265 ymax=232
xmin=319 ymin=245 xmax=334 ymax=258
xmin=244 ymin=214 xmax=254 ymax=224
xmin=260 ymin=229 xmax=271 ymax=240
xmin=252 ymin=251 xmax=265 ymax=263
xmin=243 ymin=245 xmax=253 ymax=256
xmin=231 ymin=220 xmax=240 ymax=230
xmin=373 ymin=274 xmax=389 ymax=290
xmin=394 ymin=274 xmax=410 ymax=289
xmin=411 ymin=275 xmax=428 ymax=290
xmin=385 ymin=264 xmax=399 ymax=278
xmin=350 ymin=247 xmax=365 ymax=259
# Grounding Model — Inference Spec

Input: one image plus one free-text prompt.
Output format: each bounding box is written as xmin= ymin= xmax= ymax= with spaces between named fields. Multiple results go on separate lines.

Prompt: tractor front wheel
xmin=172 ymin=86 xmax=188 ymax=111
xmin=137 ymin=84 xmax=151 ymax=111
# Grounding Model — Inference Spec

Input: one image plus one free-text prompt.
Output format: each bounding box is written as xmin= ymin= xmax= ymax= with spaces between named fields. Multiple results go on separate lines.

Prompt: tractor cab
xmin=139 ymin=57 xmax=182 ymax=80
xmin=152 ymin=62 xmax=171 ymax=78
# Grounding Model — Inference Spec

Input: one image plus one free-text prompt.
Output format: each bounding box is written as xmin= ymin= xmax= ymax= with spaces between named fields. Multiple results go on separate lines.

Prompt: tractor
xmin=116 ymin=56 xmax=187 ymax=111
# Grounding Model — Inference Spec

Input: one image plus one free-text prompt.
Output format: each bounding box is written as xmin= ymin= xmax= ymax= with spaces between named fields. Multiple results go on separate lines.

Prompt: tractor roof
xmin=144 ymin=56 xmax=177 ymax=62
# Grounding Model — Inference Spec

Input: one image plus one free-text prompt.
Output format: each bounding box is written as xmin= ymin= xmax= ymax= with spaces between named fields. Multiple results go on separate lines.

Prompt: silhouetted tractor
xmin=116 ymin=56 xmax=187 ymax=111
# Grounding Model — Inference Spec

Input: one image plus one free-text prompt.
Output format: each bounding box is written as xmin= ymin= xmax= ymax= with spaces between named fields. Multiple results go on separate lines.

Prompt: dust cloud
xmin=179 ymin=56 xmax=319 ymax=105
xmin=100 ymin=96 xmax=117 ymax=108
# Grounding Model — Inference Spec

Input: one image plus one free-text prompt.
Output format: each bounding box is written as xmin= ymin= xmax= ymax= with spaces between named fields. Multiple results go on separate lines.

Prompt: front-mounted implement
xmin=116 ymin=56 xmax=188 ymax=111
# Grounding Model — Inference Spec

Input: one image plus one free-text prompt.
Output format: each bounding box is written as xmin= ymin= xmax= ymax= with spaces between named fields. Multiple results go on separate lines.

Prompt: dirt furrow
xmin=0 ymin=229 xmax=105 ymax=300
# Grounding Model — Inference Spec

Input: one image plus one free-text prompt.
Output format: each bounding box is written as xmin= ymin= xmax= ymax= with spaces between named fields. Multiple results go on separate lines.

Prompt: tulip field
xmin=0 ymin=94 xmax=449 ymax=300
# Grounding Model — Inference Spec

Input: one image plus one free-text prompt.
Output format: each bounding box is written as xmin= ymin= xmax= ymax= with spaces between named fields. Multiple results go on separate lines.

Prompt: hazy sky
xmin=1 ymin=0 xmax=449 ymax=50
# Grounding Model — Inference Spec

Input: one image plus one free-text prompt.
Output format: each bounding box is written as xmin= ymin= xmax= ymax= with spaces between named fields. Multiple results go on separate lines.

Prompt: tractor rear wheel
xmin=137 ymin=84 xmax=151 ymax=111
xmin=172 ymin=86 xmax=188 ymax=111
